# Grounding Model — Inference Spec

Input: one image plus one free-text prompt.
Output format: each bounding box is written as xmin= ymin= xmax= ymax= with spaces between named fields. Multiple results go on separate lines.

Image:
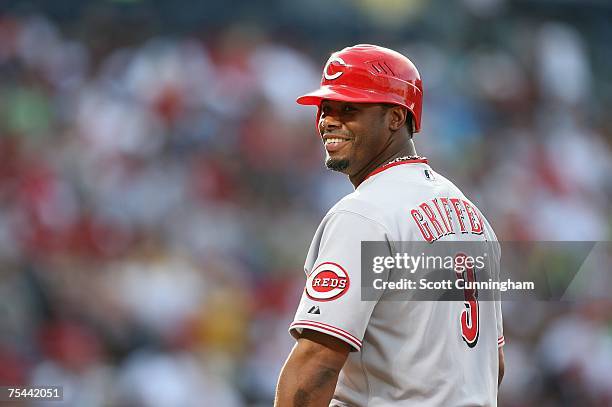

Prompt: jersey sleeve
xmin=488 ymin=232 xmax=504 ymax=348
xmin=494 ymin=241 xmax=504 ymax=348
xmin=496 ymin=300 xmax=504 ymax=348
xmin=289 ymin=210 xmax=392 ymax=351
xmin=480 ymin=212 xmax=504 ymax=348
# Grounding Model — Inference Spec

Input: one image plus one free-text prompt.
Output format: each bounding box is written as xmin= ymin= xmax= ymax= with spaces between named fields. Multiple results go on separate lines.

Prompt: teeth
xmin=325 ymin=138 xmax=347 ymax=144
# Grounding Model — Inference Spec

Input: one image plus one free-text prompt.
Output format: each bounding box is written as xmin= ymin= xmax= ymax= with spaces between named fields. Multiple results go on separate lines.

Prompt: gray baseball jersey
xmin=290 ymin=159 xmax=504 ymax=406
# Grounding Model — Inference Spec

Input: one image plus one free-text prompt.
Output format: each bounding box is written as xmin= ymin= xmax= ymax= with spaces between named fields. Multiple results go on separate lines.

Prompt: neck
xmin=349 ymin=138 xmax=418 ymax=188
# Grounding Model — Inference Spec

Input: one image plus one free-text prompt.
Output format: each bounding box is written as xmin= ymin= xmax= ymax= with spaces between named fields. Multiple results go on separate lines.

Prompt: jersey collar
xmin=364 ymin=157 xmax=429 ymax=182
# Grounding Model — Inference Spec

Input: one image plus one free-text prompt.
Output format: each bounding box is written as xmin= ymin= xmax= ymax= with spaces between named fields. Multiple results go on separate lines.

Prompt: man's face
xmin=318 ymin=100 xmax=390 ymax=175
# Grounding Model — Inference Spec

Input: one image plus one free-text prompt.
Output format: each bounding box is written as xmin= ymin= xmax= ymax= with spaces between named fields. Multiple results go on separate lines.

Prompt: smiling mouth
xmin=324 ymin=137 xmax=351 ymax=153
xmin=324 ymin=137 xmax=349 ymax=145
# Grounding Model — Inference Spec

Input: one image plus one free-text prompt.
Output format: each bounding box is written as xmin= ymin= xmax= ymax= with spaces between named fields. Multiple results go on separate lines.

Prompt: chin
xmin=325 ymin=157 xmax=350 ymax=172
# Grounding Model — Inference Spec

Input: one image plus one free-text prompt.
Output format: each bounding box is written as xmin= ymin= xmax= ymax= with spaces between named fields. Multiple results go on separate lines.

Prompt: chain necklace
xmin=385 ymin=155 xmax=424 ymax=165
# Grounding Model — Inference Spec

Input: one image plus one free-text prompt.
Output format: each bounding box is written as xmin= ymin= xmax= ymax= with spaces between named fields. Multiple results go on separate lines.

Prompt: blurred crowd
xmin=0 ymin=1 xmax=611 ymax=406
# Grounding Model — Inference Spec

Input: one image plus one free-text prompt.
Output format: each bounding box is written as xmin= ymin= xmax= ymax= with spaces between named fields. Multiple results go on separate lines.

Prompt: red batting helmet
xmin=297 ymin=44 xmax=423 ymax=133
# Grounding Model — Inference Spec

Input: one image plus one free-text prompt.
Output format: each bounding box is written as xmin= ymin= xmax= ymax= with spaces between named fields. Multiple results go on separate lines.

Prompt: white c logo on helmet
xmin=323 ymin=56 xmax=347 ymax=80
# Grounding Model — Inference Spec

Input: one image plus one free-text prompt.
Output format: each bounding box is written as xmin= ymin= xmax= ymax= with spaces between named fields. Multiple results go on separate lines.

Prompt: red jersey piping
xmin=290 ymin=320 xmax=362 ymax=350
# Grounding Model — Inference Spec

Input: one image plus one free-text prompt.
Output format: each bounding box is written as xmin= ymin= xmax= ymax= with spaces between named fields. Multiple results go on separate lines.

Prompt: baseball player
xmin=275 ymin=44 xmax=504 ymax=406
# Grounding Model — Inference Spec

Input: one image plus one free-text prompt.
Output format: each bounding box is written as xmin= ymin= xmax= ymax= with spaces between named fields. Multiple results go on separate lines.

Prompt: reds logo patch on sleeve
xmin=305 ymin=262 xmax=350 ymax=301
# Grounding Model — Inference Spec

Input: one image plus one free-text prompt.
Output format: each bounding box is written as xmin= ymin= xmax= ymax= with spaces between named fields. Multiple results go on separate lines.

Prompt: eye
xmin=321 ymin=105 xmax=331 ymax=115
xmin=343 ymin=104 xmax=356 ymax=112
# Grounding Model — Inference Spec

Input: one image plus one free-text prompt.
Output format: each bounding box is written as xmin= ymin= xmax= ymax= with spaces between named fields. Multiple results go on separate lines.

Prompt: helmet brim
xmin=296 ymin=85 xmax=401 ymax=107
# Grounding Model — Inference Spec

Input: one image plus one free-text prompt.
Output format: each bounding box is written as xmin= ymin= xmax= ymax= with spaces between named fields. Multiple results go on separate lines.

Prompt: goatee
xmin=325 ymin=158 xmax=350 ymax=172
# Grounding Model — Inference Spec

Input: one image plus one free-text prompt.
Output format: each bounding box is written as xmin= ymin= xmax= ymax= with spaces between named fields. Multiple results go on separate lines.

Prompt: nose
xmin=319 ymin=111 xmax=342 ymax=134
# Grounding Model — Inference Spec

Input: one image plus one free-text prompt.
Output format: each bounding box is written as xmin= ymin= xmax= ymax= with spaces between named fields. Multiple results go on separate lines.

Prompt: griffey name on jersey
xmin=411 ymin=197 xmax=484 ymax=242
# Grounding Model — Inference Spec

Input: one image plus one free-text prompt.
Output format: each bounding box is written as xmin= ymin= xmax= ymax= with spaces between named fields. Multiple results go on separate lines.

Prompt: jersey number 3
xmin=455 ymin=253 xmax=479 ymax=347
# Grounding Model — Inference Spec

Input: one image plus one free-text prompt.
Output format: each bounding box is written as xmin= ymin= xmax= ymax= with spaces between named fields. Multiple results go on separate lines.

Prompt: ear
xmin=387 ymin=106 xmax=407 ymax=131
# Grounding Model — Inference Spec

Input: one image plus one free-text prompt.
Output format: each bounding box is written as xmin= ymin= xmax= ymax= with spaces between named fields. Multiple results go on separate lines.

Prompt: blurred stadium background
xmin=0 ymin=0 xmax=611 ymax=405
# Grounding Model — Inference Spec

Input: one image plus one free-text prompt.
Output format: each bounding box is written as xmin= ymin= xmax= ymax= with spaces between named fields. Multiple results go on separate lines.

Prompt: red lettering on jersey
xmin=411 ymin=209 xmax=435 ymax=243
xmin=450 ymin=198 xmax=467 ymax=233
xmin=432 ymin=198 xmax=451 ymax=235
xmin=475 ymin=206 xmax=486 ymax=235
xmin=439 ymin=198 xmax=455 ymax=234
xmin=462 ymin=200 xmax=483 ymax=235
xmin=455 ymin=253 xmax=479 ymax=347
xmin=419 ymin=202 xmax=445 ymax=239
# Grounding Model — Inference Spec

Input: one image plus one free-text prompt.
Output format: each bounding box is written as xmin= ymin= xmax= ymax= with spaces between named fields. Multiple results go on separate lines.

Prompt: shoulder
xmin=326 ymin=190 xmax=390 ymax=232
xmin=305 ymin=192 xmax=394 ymax=248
